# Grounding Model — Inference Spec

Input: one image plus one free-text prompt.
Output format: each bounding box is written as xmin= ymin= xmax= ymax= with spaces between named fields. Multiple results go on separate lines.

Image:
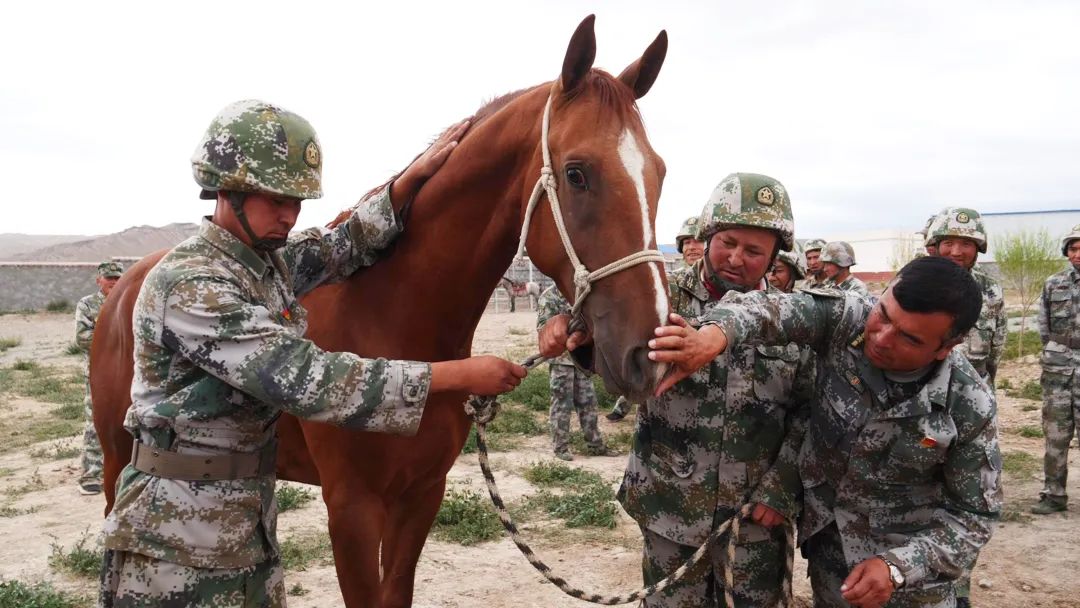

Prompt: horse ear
xmin=560 ymin=15 xmax=597 ymax=94
xmin=617 ymin=30 xmax=668 ymax=99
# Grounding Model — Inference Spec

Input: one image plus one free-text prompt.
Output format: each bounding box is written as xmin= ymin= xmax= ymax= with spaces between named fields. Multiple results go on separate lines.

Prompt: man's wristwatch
xmin=878 ymin=556 xmax=906 ymax=589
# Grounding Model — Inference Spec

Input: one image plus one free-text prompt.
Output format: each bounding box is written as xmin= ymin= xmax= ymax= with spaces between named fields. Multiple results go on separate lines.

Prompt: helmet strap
xmin=227 ymin=192 xmax=287 ymax=252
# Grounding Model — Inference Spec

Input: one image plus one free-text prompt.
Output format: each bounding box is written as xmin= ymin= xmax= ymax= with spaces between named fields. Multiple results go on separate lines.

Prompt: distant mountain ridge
xmin=5 ymin=223 xmax=199 ymax=262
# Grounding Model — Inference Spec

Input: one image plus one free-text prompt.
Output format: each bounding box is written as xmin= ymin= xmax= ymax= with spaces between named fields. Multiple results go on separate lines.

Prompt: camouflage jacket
xmin=103 ymin=187 xmax=432 ymax=569
xmin=618 ymin=260 xmax=815 ymax=545
xmin=796 ymin=274 xmax=829 ymax=291
xmin=74 ymin=290 xmax=106 ymax=353
xmin=537 ymin=286 xmax=579 ymax=367
xmin=825 ymin=274 xmax=870 ymax=296
xmin=956 ymin=267 xmax=1005 ymax=383
xmin=703 ymin=290 xmax=1003 ymax=592
xmin=1038 ymin=265 xmax=1080 ymax=369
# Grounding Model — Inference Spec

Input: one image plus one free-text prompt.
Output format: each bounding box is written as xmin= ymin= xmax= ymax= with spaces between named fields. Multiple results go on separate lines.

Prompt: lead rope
xmin=465 ymin=376 xmax=794 ymax=606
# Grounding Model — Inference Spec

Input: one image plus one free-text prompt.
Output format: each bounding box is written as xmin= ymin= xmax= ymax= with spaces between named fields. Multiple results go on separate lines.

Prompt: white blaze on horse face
xmin=617 ymin=128 xmax=669 ymax=334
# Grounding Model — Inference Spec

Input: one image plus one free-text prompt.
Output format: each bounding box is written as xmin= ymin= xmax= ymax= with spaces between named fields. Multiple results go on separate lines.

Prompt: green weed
xmin=279 ymin=529 xmax=333 ymax=571
xmin=1002 ymin=450 xmax=1041 ymax=477
xmin=0 ymin=580 xmax=88 ymax=608
xmin=522 ymin=460 xmax=605 ymax=488
xmin=48 ymin=531 xmax=103 ymax=579
xmin=430 ymin=487 xmax=504 ymax=545
xmin=1017 ymin=425 xmax=1045 ymax=439
xmin=276 ymin=484 xmax=316 ymax=513
xmin=0 ymin=337 xmax=21 ymax=353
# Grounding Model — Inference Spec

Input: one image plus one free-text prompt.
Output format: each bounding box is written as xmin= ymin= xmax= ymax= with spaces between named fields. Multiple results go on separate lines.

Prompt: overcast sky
xmin=5 ymin=0 xmax=1078 ymax=243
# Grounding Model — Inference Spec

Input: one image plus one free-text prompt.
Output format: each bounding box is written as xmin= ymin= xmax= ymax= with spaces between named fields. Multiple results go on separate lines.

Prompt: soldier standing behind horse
xmin=540 ymin=173 xmax=813 ymax=606
xmin=1032 ymin=225 xmax=1080 ymax=516
xmin=537 ymin=286 xmax=611 ymax=460
xmin=821 ymin=241 xmax=870 ymax=296
xmin=98 ymin=100 xmax=527 ymax=607
xmin=74 ymin=260 xmax=123 ymax=496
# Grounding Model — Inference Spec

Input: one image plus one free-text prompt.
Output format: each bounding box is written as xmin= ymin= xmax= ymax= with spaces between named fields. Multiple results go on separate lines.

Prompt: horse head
xmin=522 ymin=15 xmax=669 ymax=402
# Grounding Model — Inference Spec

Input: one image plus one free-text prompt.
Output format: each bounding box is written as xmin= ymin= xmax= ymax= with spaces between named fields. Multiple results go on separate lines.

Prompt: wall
xmin=0 ymin=262 xmax=100 ymax=311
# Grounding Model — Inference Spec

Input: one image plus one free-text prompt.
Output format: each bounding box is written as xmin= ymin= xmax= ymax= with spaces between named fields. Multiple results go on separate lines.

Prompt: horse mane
xmin=327 ymin=71 xmax=639 ymax=228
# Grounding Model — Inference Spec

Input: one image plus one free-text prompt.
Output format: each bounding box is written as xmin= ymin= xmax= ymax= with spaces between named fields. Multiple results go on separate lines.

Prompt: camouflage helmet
xmin=917 ymin=214 xmax=937 ymax=236
xmin=1061 ymin=224 xmax=1080 ymax=256
xmin=675 ymin=216 xmax=702 ymax=253
xmin=97 ymin=261 xmax=123 ymax=278
xmin=192 ymin=99 xmax=323 ymax=201
xmin=774 ymin=248 xmax=806 ymax=279
xmin=820 ymin=241 xmax=856 ymax=267
xmin=698 ymin=173 xmax=795 ymax=251
xmin=802 ymin=238 xmax=826 ymax=254
xmin=924 ymin=207 xmax=987 ymax=253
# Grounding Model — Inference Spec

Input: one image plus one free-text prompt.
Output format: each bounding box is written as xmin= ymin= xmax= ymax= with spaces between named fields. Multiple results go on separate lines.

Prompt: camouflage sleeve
xmin=987 ymin=285 xmax=1006 ymax=382
xmin=701 ymin=290 xmax=845 ymax=354
xmin=282 ymin=186 xmax=401 ymax=297
xmin=537 ymin=286 xmax=571 ymax=329
xmin=74 ymin=298 xmax=95 ymax=351
xmin=1037 ymin=278 xmax=1051 ymax=345
xmin=161 ymin=274 xmax=430 ymax=435
xmin=883 ymin=401 xmax=1002 ymax=586
xmin=748 ymin=348 xmax=814 ymax=519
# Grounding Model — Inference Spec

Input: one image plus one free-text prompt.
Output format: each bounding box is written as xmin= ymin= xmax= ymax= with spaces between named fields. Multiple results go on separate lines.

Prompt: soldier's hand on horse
xmin=839 ymin=557 xmax=895 ymax=608
xmin=432 ymin=356 xmax=527 ymax=396
xmin=750 ymin=503 xmax=785 ymax=528
xmin=391 ymin=119 xmax=471 ymax=206
xmin=648 ymin=314 xmax=728 ymax=396
xmin=538 ymin=313 xmax=592 ymax=359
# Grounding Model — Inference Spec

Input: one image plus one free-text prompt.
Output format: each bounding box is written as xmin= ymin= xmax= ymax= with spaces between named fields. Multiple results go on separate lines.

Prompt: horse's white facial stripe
xmin=617 ymin=129 xmax=668 ymax=331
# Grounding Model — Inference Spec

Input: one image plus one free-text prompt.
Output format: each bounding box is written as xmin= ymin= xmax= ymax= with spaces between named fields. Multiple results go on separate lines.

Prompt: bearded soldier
xmin=540 ymin=173 xmax=814 ymax=606
xmin=74 ymin=260 xmax=124 ymax=495
xmin=1032 ymin=225 xmax=1080 ymax=516
xmin=98 ymin=100 xmax=526 ymax=606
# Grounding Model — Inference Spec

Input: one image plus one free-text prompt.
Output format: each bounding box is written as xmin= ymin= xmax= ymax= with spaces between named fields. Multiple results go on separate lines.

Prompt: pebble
xmin=978 ymin=579 xmax=992 ymax=589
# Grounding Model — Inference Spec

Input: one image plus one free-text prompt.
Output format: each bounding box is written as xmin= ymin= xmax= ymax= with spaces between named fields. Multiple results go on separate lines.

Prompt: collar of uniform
xmin=677 ymin=259 xmax=710 ymax=303
xmin=873 ymin=360 xmax=947 ymax=420
xmin=198 ymin=217 xmax=270 ymax=279
xmin=1070 ymin=266 xmax=1080 ymax=283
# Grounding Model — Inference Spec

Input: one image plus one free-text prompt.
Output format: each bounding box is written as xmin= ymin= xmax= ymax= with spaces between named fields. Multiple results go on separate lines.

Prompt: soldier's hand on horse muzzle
xmin=649 ymin=313 xmax=728 ymax=396
xmin=538 ymin=313 xmax=592 ymax=359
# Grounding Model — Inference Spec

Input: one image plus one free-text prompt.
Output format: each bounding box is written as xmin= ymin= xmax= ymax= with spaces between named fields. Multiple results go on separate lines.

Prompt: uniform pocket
xmin=752 ymin=343 xmax=799 ymax=402
xmin=1040 ymin=342 xmax=1074 ymax=375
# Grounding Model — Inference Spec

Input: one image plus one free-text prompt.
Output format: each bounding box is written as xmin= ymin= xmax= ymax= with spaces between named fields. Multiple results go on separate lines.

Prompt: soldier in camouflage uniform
xmin=925 ymin=207 xmax=1006 ymax=387
xmin=650 ymin=256 xmax=1003 ymax=608
xmin=1031 ymin=225 xmax=1080 ymax=515
xmin=769 ymin=246 xmax=806 ymax=294
xmin=676 ymin=215 xmax=705 ymax=269
xmin=821 ymin=241 xmax=870 ymax=296
xmin=614 ymin=173 xmax=814 ymax=607
xmin=801 ymin=238 xmax=828 ymax=289
xmin=921 ymin=215 xmax=939 ymax=257
xmin=98 ymin=100 xmax=526 ymax=607
xmin=537 ymin=286 xmax=608 ymax=460
xmin=74 ymin=260 xmax=124 ymax=495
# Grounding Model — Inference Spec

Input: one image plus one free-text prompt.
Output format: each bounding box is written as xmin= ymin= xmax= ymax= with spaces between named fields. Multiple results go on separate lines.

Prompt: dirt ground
xmin=1 ymin=310 xmax=1078 ymax=607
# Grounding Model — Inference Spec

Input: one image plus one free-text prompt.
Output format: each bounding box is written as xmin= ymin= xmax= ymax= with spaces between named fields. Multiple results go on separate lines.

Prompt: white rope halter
xmin=513 ymin=88 xmax=667 ymax=319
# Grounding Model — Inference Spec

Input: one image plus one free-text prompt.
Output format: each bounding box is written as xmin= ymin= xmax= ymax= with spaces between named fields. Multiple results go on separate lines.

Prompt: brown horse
xmin=92 ymin=15 xmax=668 ymax=607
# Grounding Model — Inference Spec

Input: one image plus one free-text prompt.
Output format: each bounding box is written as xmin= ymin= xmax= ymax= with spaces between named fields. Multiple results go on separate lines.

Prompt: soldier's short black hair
xmin=892 ymin=256 xmax=982 ymax=342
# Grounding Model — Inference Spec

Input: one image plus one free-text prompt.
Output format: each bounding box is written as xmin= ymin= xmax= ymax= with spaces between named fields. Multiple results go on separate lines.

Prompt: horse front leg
xmin=378 ymin=478 xmax=447 ymax=608
xmin=324 ymin=485 xmax=387 ymax=607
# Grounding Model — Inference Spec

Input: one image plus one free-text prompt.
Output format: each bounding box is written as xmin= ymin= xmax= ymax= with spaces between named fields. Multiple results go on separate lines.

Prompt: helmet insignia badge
xmin=956 ymin=211 xmax=970 ymax=223
xmin=756 ymin=186 xmax=774 ymax=206
xmin=303 ymin=140 xmax=321 ymax=169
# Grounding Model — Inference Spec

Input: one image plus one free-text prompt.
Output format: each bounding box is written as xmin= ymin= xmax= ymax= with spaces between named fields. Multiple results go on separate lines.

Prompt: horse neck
xmin=337 ymin=89 xmax=547 ymax=357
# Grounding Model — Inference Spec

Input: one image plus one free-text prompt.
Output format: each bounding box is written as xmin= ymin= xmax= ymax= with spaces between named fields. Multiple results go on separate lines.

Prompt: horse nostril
xmin=624 ymin=347 xmax=652 ymax=393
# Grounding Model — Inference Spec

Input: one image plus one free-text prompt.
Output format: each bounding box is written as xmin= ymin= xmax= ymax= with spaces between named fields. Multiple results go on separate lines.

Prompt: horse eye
xmin=565 ymin=167 xmax=588 ymax=190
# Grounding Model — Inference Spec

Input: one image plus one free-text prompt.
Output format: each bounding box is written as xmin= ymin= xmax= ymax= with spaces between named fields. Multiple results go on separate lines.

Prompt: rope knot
xmin=573 ymin=264 xmax=590 ymax=292
xmin=464 ymin=395 xmax=499 ymax=425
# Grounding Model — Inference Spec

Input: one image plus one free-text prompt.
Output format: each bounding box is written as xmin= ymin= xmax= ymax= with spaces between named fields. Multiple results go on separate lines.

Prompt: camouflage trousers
xmin=549 ymin=364 xmax=603 ymax=454
xmin=81 ymin=377 xmax=103 ymax=485
xmin=804 ymin=523 xmax=954 ymax=608
xmin=1040 ymin=365 xmax=1080 ymax=498
xmin=100 ymin=549 xmax=285 ymax=607
xmin=639 ymin=524 xmax=785 ymax=608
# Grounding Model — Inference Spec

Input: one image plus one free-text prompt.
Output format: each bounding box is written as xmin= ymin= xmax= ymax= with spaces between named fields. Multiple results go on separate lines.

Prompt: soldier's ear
xmin=934 ymin=336 xmax=963 ymax=360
